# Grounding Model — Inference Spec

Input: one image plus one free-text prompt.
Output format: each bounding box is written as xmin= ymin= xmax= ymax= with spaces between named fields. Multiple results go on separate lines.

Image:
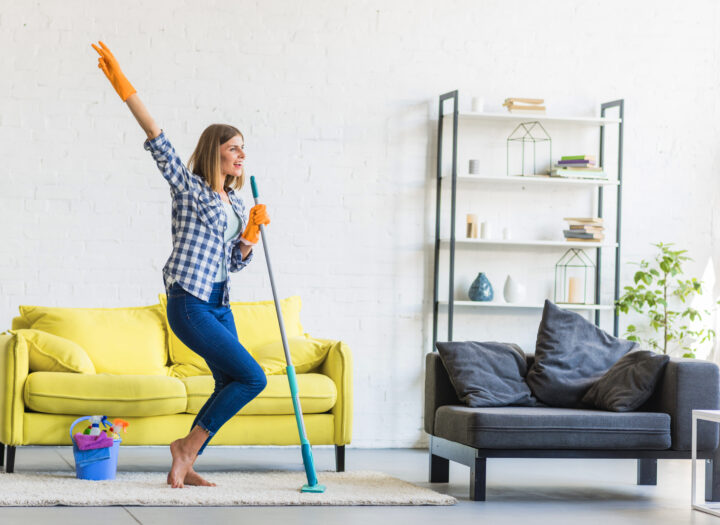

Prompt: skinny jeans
xmin=165 ymin=280 xmax=267 ymax=455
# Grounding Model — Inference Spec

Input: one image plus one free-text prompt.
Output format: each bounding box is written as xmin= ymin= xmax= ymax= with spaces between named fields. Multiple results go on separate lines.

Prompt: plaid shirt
xmin=144 ymin=130 xmax=253 ymax=306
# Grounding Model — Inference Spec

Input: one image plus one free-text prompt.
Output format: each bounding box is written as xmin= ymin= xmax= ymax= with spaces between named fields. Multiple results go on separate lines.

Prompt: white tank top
xmin=214 ymin=199 xmax=241 ymax=282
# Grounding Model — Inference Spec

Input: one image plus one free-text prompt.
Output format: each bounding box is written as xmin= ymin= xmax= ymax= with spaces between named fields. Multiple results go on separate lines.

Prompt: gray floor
xmin=0 ymin=445 xmax=716 ymax=524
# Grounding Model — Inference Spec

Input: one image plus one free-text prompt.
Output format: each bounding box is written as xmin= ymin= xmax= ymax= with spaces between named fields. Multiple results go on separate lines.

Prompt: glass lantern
xmin=506 ymin=121 xmax=552 ymax=177
xmin=554 ymin=249 xmax=595 ymax=304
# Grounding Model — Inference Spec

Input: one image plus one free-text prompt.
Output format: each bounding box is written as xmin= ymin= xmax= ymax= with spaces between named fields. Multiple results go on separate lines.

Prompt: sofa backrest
xmin=157 ymin=294 xmax=305 ymax=377
xmin=15 ymin=304 xmax=169 ymax=375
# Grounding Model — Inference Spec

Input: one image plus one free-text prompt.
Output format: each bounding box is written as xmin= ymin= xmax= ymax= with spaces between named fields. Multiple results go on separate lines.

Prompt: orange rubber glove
xmin=91 ymin=41 xmax=137 ymax=102
xmin=240 ymin=204 xmax=270 ymax=245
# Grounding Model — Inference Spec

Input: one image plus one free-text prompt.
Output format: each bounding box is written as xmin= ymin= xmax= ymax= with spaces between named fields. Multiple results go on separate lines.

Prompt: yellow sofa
xmin=0 ymin=295 xmax=352 ymax=473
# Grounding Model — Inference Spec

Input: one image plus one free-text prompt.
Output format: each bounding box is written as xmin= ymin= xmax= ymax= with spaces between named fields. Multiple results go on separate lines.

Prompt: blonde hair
xmin=187 ymin=124 xmax=245 ymax=191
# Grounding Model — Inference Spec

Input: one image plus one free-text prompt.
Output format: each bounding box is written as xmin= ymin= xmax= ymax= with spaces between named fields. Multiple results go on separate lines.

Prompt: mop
xmin=250 ymin=176 xmax=326 ymax=494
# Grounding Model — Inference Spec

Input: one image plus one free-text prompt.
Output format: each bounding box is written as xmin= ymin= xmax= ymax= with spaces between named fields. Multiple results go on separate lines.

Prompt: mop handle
xmin=250 ymin=176 xmax=292 ymax=366
xmin=250 ymin=176 xmax=320 ymax=489
xmin=250 ymin=176 xmax=311 ymax=444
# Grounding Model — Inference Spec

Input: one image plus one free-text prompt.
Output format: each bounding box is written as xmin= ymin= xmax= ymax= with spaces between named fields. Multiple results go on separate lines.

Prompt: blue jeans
xmin=165 ymin=280 xmax=267 ymax=455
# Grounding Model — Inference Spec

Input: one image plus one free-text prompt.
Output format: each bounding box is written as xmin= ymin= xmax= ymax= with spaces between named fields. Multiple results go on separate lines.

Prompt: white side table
xmin=692 ymin=409 xmax=720 ymax=517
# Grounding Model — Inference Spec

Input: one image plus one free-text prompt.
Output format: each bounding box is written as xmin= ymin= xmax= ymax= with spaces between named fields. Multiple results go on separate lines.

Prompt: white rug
xmin=0 ymin=470 xmax=456 ymax=506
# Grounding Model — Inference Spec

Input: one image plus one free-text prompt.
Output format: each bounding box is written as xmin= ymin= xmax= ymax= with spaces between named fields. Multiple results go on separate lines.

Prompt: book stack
xmin=550 ymin=155 xmax=605 ymax=178
xmin=563 ymin=217 xmax=604 ymax=242
xmin=503 ymin=97 xmax=546 ymax=113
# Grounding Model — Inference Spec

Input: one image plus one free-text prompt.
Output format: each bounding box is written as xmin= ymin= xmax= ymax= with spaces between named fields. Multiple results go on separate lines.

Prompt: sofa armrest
xmin=0 ymin=331 xmax=29 ymax=446
xmin=424 ymin=352 xmax=460 ymax=435
xmin=318 ymin=340 xmax=352 ymax=445
xmin=651 ymin=358 xmax=720 ymax=451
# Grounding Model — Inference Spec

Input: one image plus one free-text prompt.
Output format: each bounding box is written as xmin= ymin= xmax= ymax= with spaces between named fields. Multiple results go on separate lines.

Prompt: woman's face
xmin=220 ymin=135 xmax=245 ymax=178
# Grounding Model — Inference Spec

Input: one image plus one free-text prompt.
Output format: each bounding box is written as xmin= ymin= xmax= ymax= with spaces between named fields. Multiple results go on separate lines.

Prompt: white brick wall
xmin=2 ymin=0 xmax=719 ymax=447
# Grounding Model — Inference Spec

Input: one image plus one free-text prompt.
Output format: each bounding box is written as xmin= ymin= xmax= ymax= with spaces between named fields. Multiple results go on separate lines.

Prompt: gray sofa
xmin=425 ymin=352 xmax=720 ymax=501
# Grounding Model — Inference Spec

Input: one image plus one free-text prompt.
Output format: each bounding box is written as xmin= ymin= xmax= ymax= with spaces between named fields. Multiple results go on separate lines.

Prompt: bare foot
xmin=184 ymin=468 xmax=216 ymax=487
xmin=167 ymin=467 xmax=216 ymax=487
xmin=168 ymin=438 xmax=196 ymax=488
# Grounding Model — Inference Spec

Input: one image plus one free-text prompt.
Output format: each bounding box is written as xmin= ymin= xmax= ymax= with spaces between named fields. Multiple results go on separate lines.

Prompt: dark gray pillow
xmin=434 ymin=341 xmax=536 ymax=407
xmin=526 ymin=300 xmax=637 ymax=408
xmin=582 ymin=350 xmax=670 ymax=411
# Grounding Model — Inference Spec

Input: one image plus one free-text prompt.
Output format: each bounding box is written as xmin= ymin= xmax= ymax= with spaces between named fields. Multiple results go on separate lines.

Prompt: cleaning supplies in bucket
xmin=69 ymin=416 xmax=129 ymax=481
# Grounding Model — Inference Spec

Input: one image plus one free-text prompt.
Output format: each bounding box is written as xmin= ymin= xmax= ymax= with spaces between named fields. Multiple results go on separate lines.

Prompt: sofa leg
xmin=0 ymin=443 xmax=4 ymax=467
xmin=429 ymin=453 xmax=449 ymax=483
xmin=469 ymin=457 xmax=486 ymax=501
xmin=706 ymin=448 xmax=720 ymax=501
xmin=5 ymin=446 xmax=15 ymax=473
xmin=335 ymin=445 xmax=345 ymax=472
xmin=637 ymin=458 xmax=657 ymax=485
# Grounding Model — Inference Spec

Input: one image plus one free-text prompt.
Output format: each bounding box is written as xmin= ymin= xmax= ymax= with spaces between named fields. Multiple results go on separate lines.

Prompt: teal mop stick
xmin=250 ymin=176 xmax=326 ymax=494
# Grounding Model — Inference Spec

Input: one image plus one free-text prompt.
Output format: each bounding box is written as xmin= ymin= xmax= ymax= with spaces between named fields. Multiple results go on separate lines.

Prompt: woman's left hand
xmin=241 ymin=204 xmax=270 ymax=244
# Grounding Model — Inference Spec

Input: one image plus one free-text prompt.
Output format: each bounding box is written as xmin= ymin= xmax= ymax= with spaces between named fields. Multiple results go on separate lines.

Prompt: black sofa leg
xmin=335 ymin=445 xmax=345 ymax=472
xmin=429 ymin=453 xmax=449 ymax=483
xmin=470 ymin=457 xmax=486 ymax=501
xmin=0 ymin=443 xmax=4 ymax=467
xmin=637 ymin=458 xmax=657 ymax=485
xmin=6 ymin=446 xmax=15 ymax=473
xmin=706 ymin=448 xmax=720 ymax=502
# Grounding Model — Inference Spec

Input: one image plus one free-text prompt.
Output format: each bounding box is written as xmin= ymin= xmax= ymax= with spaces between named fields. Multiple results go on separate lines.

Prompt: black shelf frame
xmin=432 ymin=90 xmax=624 ymax=346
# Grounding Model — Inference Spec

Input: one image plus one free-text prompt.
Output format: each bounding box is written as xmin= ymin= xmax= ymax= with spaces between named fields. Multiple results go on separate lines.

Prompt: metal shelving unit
xmin=432 ymin=90 xmax=624 ymax=345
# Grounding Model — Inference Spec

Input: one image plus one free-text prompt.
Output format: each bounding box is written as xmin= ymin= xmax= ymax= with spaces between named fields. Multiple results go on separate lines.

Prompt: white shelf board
xmin=438 ymin=301 xmax=614 ymax=311
xmin=441 ymin=238 xmax=617 ymax=249
xmin=442 ymin=174 xmax=619 ymax=187
xmin=453 ymin=111 xmax=621 ymax=125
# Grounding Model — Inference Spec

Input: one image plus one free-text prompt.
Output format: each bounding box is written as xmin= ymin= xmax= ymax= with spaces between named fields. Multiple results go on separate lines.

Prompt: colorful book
xmin=550 ymin=169 xmax=606 ymax=178
xmin=564 ymin=217 xmax=603 ymax=225
xmin=507 ymin=105 xmax=547 ymax=111
xmin=570 ymin=225 xmax=604 ymax=233
xmin=557 ymin=159 xmax=596 ymax=166
xmin=504 ymin=97 xmax=544 ymax=105
xmin=564 ymin=230 xmax=604 ymax=239
xmin=561 ymin=155 xmax=597 ymax=161
xmin=566 ymin=237 xmax=605 ymax=243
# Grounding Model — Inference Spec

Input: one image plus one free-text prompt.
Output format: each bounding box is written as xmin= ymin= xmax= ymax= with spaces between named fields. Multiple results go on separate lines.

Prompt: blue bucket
xmin=69 ymin=416 xmax=121 ymax=481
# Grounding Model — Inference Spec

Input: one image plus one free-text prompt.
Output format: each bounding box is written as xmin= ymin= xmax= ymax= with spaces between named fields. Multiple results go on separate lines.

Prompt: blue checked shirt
xmin=144 ymin=130 xmax=254 ymax=306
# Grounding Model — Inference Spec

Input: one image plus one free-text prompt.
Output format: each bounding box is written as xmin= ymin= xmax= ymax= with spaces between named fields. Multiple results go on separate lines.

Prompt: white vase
xmin=503 ymin=275 xmax=526 ymax=303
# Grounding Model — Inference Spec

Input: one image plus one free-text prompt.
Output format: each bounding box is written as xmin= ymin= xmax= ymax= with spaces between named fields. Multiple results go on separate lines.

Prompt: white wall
xmin=1 ymin=0 xmax=719 ymax=447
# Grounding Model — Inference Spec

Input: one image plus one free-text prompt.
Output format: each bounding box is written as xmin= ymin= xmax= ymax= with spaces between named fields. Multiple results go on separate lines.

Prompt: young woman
xmin=92 ymin=41 xmax=270 ymax=488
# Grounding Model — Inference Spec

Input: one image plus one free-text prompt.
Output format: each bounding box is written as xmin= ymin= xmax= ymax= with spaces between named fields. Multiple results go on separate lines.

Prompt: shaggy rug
xmin=0 ymin=470 xmax=456 ymax=506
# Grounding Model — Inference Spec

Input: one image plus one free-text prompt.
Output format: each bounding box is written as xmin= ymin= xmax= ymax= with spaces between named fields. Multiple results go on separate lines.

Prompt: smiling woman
xmin=188 ymin=124 xmax=246 ymax=195
xmin=91 ymin=40 xmax=272 ymax=489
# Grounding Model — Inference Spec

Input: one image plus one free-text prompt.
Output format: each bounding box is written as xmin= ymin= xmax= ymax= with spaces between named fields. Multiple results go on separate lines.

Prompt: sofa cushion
xmin=526 ymin=300 xmax=636 ymax=407
xmin=17 ymin=304 xmax=169 ymax=376
xmin=159 ymin=294 xmax=305 ymax=376
xmin=434 ymin=405 xmax=671 ymax=449
xmin=253 ymin=337 xmax=331 ymax=375
xmin=24 ymin=372 xmax=187 ymax=416
xmin=434 ymin=341 xmax=536 ymax=407
xmin=181 ymin=373 xmax=336 ymax=415
xmin=582 ymin=350 xmax=671 ymax=412
xmin=10 ymin=329 xmax=95 ymax=374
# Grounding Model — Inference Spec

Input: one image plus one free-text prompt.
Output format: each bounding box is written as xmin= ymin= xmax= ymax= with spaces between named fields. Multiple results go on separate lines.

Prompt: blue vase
xmin=468 ymin=272 xmax=493 ymax=301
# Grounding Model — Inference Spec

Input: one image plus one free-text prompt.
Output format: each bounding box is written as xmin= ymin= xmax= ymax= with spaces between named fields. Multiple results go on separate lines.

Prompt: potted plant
xmin=615 ymin=242 xmax=718 ymax=358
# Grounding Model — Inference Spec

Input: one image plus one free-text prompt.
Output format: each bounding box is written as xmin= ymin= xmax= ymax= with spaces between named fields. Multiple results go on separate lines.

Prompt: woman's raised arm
xmin=92 ymin=41 xmax=161 ymax=140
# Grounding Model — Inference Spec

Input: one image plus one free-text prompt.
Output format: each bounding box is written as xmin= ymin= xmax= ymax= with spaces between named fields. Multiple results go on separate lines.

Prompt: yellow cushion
xmin=24 ymin=372 xmax=186 ymax=416
xmin=254 ymin=337 xmax=331 ymax=375
xmin=10 ymin=329 xmax=95 ymax=374
xmin=181 ymin=373 xmax=336 ymax=415
xmin=17 ymin=304 xmax=169 ymax=376
xmin=158 ymin=294 xmax=305 ymax=375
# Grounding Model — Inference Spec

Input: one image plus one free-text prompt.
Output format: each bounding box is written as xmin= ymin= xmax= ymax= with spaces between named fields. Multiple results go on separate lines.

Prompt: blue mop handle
xmin=250 ymin=176 xmax=319 ymax=488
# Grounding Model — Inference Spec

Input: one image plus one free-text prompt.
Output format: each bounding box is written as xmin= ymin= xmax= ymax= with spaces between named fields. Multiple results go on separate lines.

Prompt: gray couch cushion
xmin=434 ymin=406 xmax=671 ymax=450
xmin=582 ymin=350 xmax=670 ymax=411
xmin=435 ymin=341 xmax=536 ymax=407
xmin=526 ymin=300 xmax=637 ymax=408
